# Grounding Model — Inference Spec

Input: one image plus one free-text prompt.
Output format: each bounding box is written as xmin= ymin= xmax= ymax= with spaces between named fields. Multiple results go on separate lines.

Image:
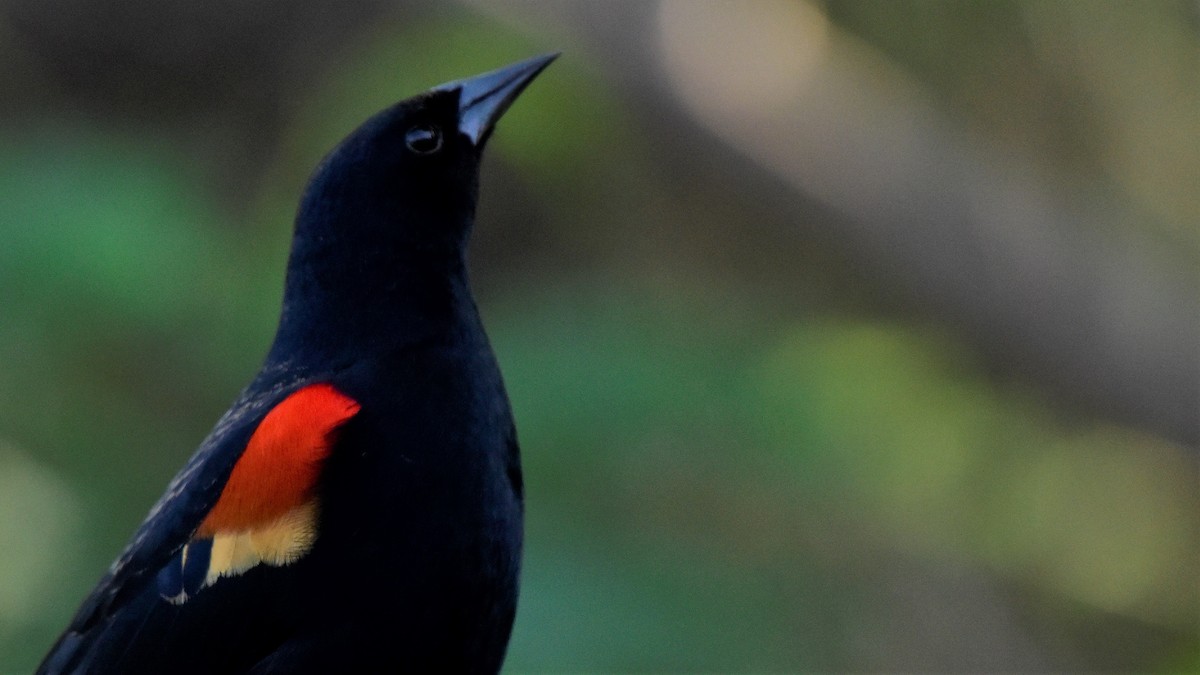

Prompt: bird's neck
xmin=265 ymin=249 xmax=477 ymax=368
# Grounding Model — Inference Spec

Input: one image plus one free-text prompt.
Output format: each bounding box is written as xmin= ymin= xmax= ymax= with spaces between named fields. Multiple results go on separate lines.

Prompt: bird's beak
xmin=435 ymin=53 xmax=559 ymax=147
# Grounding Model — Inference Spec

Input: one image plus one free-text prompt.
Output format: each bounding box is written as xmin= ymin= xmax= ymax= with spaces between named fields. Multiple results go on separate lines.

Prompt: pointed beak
xmin=435 ymin=53 xmax=559 ymax=146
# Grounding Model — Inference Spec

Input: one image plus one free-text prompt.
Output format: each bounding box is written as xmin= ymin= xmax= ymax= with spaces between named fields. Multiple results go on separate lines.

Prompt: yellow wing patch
xmin=204 ymin=500 xmax=319 ymax=586
xmin=158 ymin=499 xmax=322 ymax=604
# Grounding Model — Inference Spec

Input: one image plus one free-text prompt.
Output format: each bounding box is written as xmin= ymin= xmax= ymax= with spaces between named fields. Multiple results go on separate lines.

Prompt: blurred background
xmin=0 ymin=0 xmax=1197 ymax=671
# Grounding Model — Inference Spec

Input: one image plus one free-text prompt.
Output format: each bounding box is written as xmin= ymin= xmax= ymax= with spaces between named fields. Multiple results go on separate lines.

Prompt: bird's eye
xmin=405 ymin=125 xmax=442 ymax=154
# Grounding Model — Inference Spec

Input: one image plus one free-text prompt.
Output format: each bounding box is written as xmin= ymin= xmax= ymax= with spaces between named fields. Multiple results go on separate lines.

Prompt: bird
xmin=38 ymin=53 xmax=556 ymax=674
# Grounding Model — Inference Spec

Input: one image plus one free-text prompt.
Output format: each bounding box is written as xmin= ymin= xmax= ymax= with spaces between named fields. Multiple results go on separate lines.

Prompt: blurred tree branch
xmin=468 ymin=0 xmax=1200 ymax=450
xmin=5 ymin=0 xmax=1195 ymax=446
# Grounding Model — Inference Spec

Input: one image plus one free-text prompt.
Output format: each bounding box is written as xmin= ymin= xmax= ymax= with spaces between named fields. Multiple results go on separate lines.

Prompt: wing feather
xmin=38 ymin=378 xmax=359 ymax=674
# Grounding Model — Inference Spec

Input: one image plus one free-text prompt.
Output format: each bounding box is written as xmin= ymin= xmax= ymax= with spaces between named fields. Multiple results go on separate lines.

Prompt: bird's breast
xmin=308 ymin=347 xmax=522 ymax=627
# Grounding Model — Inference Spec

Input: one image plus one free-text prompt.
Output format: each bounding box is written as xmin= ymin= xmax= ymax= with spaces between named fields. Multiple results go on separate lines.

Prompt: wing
xmin=39 ymin=381 xmax=360 ymax=675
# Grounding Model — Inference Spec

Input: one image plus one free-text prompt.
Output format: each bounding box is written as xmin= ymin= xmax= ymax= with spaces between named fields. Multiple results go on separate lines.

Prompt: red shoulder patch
xmin=196 ymin=383 xmax=361 ymax=537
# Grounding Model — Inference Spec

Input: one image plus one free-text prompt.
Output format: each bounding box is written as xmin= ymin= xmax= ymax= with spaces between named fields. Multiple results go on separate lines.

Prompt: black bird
xmin=39 ymin=53 xmax=556 ymax=674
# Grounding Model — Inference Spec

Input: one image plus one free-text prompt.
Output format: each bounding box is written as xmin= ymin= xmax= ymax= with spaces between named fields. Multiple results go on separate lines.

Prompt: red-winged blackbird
xmin=39 ymin=53 xmax=556 ymax=674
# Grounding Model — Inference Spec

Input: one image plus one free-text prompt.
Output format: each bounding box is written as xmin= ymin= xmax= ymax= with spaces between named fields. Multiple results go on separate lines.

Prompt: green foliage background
xmin=0 ymin=1 xmax=1196 ymax=672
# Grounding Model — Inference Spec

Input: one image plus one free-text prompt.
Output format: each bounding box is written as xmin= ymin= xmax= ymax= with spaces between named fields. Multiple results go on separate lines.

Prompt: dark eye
xmin=405 ymin=125 xmax=442 ymax=154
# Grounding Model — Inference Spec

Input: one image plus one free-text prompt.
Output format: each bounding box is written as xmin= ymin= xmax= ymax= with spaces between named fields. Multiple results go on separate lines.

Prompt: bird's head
xmin=293 ymin=54 xmax=556 ymax=261
xmin=273 ymin=54 xmax=556 ymax=359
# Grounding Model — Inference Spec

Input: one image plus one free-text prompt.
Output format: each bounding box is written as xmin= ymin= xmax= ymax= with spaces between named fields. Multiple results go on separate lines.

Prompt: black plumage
xmin=39 ymin=53 xmax=556 ymax=674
